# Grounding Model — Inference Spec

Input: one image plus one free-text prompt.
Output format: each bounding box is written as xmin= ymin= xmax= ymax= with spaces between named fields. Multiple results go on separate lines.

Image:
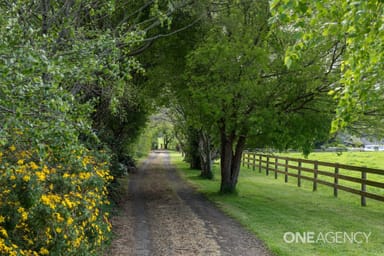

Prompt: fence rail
xmin=242 ymin=152 xmax=384 ymax=206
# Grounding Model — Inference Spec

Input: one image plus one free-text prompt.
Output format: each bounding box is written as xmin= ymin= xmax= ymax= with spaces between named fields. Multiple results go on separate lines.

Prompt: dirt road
xmin=107 ymin=151 xmax=271 ymax=256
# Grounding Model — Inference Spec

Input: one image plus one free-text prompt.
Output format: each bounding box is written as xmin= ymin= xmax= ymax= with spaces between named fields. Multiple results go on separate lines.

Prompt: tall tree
xmin=0 ymin=1 xmax=208 ymax=253
xmin=134 ymin=0 xmax=218 ymax=174
xmin=185 ymin=0 xmax=338 ymax=193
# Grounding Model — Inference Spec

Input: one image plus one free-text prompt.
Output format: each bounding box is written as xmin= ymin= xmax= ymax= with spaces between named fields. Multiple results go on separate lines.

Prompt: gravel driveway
xmin=106 ymin=151 xmax=272 ymax=256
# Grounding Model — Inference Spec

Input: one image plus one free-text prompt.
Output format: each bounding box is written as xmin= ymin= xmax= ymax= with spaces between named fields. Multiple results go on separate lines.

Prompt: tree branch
xmin=139 ymin=15 xmax=203 ymax=43
xmin=122 ymin=15 xmax=203 ymax=56
xmin=0 ymin=105 xmax=15 ymax=114
xmin=115 ymin=0 xmax=155 ymax=35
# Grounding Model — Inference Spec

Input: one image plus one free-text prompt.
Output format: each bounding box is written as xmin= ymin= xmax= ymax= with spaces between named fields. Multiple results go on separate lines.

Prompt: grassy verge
xmin=170 ymin=151 xmax=384 ymax=256
xmin=244 ymin=151 xmax=384 ymax=195
xmin=277 ymin=151 xmax=384 ymax=169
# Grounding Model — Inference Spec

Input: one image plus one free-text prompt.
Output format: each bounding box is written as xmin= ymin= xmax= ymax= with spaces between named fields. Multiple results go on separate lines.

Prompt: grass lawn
xmin=277 ymin=151 xmax=384 ymax=170
xmin=170 ymin=151 xmax=384 ymax=256
xmin=245 ymin=151 xmax=384 ymax=196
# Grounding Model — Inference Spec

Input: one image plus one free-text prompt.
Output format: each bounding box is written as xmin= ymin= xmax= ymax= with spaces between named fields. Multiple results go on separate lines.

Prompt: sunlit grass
xmin=277 ymin=151 xmax=384 ymax=169
xmin=170 ymin=151 xmax=384 ymax=256
xmin=245 ymin=151 xmax=384 ymax=196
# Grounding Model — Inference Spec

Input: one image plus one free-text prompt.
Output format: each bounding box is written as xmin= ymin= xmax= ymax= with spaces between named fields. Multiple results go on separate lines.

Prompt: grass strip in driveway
xmin=170 ymin=151 xmax=384 ymax=256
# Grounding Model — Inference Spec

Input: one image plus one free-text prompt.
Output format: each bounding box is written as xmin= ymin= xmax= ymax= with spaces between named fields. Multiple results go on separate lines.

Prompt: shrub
xmin=0 ymin=143 xmax=112 ymax=255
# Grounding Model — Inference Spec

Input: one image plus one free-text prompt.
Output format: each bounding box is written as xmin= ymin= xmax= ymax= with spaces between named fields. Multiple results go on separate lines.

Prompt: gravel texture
xmin=106 ymin=151 xmax=272 ymax=256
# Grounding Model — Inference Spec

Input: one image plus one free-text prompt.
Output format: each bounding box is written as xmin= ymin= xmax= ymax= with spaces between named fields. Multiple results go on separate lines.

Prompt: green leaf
xmin=284 ymin=55 xmax=293 ymax=69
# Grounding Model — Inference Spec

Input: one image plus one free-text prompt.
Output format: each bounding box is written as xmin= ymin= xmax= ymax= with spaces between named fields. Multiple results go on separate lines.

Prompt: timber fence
xmin=242 ymin=151 xmax=384 ymax=206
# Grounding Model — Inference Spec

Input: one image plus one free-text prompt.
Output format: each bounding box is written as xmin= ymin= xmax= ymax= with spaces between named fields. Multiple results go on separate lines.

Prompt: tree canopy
xmin=178 ymin=0 xmax=338 ymax=192
xmin=0 ymin=0 xmax=198 ymax=254
xmin=270 ymin=0 xmax=384 ymax=133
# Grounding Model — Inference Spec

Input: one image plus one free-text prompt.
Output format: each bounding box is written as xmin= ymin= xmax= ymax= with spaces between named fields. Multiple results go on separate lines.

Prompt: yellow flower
xmin=17 ymin=207 xmax=28 ymax=221
xmin=22 ymin=175 xmax=30 ymax=182
xmin=79 ymin=172 xmax=91 ymax=180
xmin=41 ymin=194 xmax=60 ymax=209
xmin=17 ymin=159 xmax=24 ymax=165
xmin=9 ymin=145 xmax=16 ymax=152
xmin=67 ymin=217 xmax=74 ymax=225
xmin=35 ymin=171 xmax=46 ymax=181
xmin=53 ymin=213 xmax=64 ymax=222
xmin=0 ymin=227 xmax=8 ymax=238
xmin=0 ymin=216 xmax=5 ymax=223
xmin=73 ymin=237 xmax=81 ymax=248
xmin=63 ymin=197 xmax=75 ymax=209
xmin=55 ymin=227 xmax=62 ymax=233
xmin=45 ymin=227 xmax=52 ymax=240
xmin=39 ymin=247 xmax=49 ymax=255
xmin=42 ymin=165 xmax=50 ymax=174
xmin=10 ymin=175 xmax=16 ymax=181
xmin=21 ymin=212 xmax=28 ymax=221
xmin=29 ymin=162 xmax=39 ymax=170
xmin=19 ymin=151 xmax=27 ymax=158
xmin=23 ymin=235 xmax=33 ymax=245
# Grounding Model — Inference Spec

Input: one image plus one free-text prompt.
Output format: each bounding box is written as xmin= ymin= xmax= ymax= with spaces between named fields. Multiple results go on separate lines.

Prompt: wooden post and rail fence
xmin=242 ymin=151 xmax=384 ymax=206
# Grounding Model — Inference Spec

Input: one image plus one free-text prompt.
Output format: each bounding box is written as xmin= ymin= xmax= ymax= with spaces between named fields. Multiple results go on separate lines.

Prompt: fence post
xmin=259 ymin=155 xmax=262 ymax=173
xmin=274 ymin=157 xmax=278 ymax=179
xmin=313 ymin=161 xmax=318 ymax=191
xmin=266 ymin=156 xmax=269 ymax=176
xmin=252 ymin=153 xmax=256 ymax=171
xmin=361 ymin=171 xmax=367 ymax=206
xmin=247 ymin=153 xmax=250 ymax=169
xmin=242 ymin=152 xmax=246 ymax=167
xmin=298 ymin=160 xmax=302 ymax=187
xmin=285 ymin=159 xmax=288 ymax=183
xmin=334 ymin=165 xmax=339 ymax=197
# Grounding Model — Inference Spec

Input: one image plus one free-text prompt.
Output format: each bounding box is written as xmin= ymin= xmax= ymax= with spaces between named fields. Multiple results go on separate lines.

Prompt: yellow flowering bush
xmin=0 ymin=143 xmax=113 ymax=255
xmin=0 ymin=3 xmax=131 ymax=254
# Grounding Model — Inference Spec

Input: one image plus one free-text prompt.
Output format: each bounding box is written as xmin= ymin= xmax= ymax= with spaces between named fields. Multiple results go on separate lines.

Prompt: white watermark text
xmin=283 ymin=231 xmax=371 ymax=244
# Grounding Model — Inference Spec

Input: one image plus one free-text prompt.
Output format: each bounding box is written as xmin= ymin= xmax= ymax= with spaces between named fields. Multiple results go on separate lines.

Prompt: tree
xmin=170 ymin=108 xmax=203 ymax=170
xmin=170 ymin=105 xmax=218 ymax=178
xmin=0 ymin=1 xmax=117 ymax=253
xmin=153 ymin=118 xmax=175 ymax=150
xmin=185 ymin=0 xmax=338 ymax=193
xmin=132 ymin=0 xmax=219 ymax=176
xmin=270 ymin=0 xmax=384 ymax=133
xmin=0 ymin=0 xmax=204 ymax=253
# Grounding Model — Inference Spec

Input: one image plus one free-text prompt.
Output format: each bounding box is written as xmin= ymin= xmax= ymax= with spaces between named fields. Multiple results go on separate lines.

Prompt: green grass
xmin=245 ymin=151 xmax=384 ymax=196
xmin=170 ymin=151 xmax=384 ymax=256
xmin=277 ymin=151 xmax=384 ymax=170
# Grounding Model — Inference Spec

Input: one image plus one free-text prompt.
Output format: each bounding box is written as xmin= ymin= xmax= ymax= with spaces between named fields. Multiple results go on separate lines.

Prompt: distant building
xmin=364 ymin=144 xmax=384 ymax=151
xmin=362 ymin=138 xmax=384 ymax=151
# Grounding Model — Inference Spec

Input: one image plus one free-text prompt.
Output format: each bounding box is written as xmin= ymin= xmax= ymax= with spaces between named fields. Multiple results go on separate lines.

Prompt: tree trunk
xmin=189 ymin=152 xmax=201 ymax=170
xmin=185 ymin=127 xmax=202 ymax=170
xmin=41 ymin=0 xmax=50 ymax=35
xmin=220 ymin=130 xmax=246 ymax=193
xmin=199 ymin=131 xmax=213 ymax=179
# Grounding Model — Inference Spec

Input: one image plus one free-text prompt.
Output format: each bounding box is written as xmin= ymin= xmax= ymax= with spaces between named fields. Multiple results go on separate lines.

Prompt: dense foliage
xmin=0 ymin=1 xmax=114 ymax=253
xmin=0 ymin=145 xmax=112 ymax=255
xmin=0 ymin=0 xmax=183 ymax=254
xmin=270 ymin=0 xmax=384 ymax=133
xmin=182 ymin=0 xmax=338 ymax=192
